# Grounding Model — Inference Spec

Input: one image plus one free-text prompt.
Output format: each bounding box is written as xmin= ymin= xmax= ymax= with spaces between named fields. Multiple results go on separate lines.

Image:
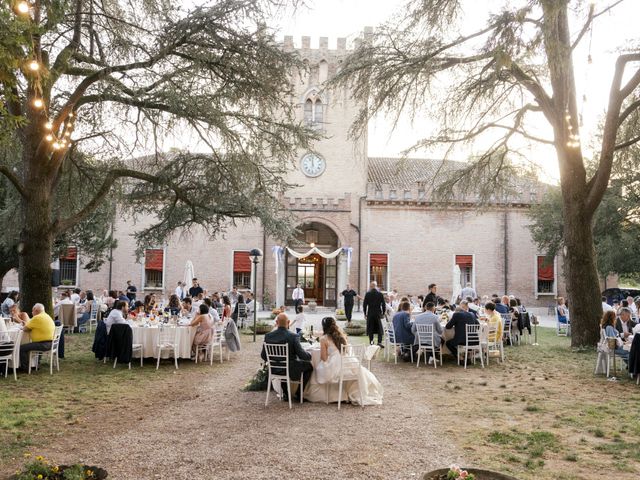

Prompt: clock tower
xmin=283 ymin=35 xmax=368 ymax=208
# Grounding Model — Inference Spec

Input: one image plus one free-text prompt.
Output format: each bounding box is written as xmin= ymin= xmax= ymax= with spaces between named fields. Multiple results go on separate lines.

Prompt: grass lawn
xmin=376 ymin=327 xmax=640 ymax=480
xmin=0 ymin=332 xmax=226 ymax=472
xmin=3 ymin=326 xmax=640 ymax=479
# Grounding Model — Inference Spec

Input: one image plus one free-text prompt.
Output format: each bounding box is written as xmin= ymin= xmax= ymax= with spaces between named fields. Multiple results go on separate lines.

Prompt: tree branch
xmin=0 ymin=166 xmax=28 ymax=198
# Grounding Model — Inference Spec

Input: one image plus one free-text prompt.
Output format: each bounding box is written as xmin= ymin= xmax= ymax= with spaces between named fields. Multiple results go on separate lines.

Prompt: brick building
xmin=6 ymin=35 xmax=572 ymax=308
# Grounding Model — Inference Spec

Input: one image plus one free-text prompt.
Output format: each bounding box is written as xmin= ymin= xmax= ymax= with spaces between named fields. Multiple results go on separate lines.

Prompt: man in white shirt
xmin=70 ymin=288 xmax=81 ymax=304
xmin=174 ymin=281 xmax=185 ymax=300
xmin=292 ymin=283 xmax=305 ymax=310
xmin=53 ymin=291 xmax=74 ymax=318
xmin=104 ymin=300 xmax=130 ymax=334
xmin=601 ymin=296 xmax=614 ymax=313
xmin=627 ymin=296 xmax=638 ymax=317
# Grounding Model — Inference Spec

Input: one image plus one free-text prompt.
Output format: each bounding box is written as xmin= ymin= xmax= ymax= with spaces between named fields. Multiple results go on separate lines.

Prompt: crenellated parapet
xmin=284 ymin=193 xmax=352 ymax=212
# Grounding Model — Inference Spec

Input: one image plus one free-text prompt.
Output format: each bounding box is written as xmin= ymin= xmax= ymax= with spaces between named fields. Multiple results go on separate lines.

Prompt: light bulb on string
xmin=44 ymin=121 xmax=52 ymax=130
xmin=27 ymin=60 xmax=39 ymax=71
xmin=45 ymin=134 xmax=53 ymax=142
xmin=52 ymin=142 xmax=61 ymax=150
xmin=15 ymin=1 xmax=30 ymax=14
xmin=32 ymin=98 xmax=43 ymax=109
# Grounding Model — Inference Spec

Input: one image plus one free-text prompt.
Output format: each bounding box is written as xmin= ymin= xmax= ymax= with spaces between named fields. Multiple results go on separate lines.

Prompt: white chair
xmin=29 ymin=326 xmax=63 ymax=375
xmin=59 ymin=304 xmax=77 ymax=334
xmin=415 ymin=324 xmax=442 ymax=368
xmin=264 ymin=343 xmax=303 ymax=409
xmin=337 ymin=344 xmax=365 ymax=410
xmin=501 ymin=313 xmax=518 ymax=346
xmin=595 ymin=329 xmax=615 ymax=377
xmin=84 ymin=301 xmax=100 ymax=334
xmin=461 ymin=324 xmax=484 ymax=369
xmin=237 ymin=303 xmax=247 ymax=329
xmin=384 ymin=321 xmax=413 ymax=364
xmin=485 ymin=323 xmax=504 ymax=365
xmin=155 ymin=326 xmax=179 ymax=370
xmin=0 ymin=329 xmax=22 ymax=380
xmin=195 ymin=327 xmax=224 ymax=365
xmin=218 ymin=321 xmax=232 ymax=362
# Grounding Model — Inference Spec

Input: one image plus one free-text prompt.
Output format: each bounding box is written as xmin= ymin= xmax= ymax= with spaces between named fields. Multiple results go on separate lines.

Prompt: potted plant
xmin=11 ymin=455 xmax=108 ymax=479
xmin=344 ymin=321 xmax=366 ymax=336
xmin=249 ymin=321 xmax=273 ymax=334
xmin=335 ymin=308 xmax=347 ymax=321
xmin=423 ymin=465 xmax=518 ymax=480
xmin=269 ymin=307 xmax=281 ymax=320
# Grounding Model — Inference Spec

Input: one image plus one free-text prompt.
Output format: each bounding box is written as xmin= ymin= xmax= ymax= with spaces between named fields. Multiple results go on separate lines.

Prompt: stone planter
xmin=423 ymin=468 xmax=518 ymax=480
xmin=307 ymin=301 xmax=317 ymax=312
xmin=344 ymin=325 xmax=366 ymax=336
xmin=335 ymin=314 xmax=347 ymax=321
xmin=249 ymin=324 xmax=273 ymax=334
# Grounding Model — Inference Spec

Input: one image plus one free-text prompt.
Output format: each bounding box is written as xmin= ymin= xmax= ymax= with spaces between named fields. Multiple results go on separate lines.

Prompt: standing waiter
xmin=292 ymin=283 xmax=305 ymax=311
xmin=340 ymin=284 xmax=359 ymax=324
xmin=363 ymin=281 xmax=385 ymax=347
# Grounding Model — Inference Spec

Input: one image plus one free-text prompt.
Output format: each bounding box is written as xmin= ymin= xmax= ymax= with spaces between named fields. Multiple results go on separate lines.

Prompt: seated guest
xmin=70 ymin=288 xmax=81 ymax=304
xmin=260 ymin=313 xmax=313 ymax=401
xmin=78 ymin=291 xmax=97 ymax=327
xmin=392 ymin=301 xmax=415 ymax=360
xmin=117 ymin=290 xmax=128 ymax=303
xmin=143 ymin=294 xmax=156 ymax=314
xmin=601 ymin=310 xmax=629 ymax=363
xmin=104 ymin=300 xmax=130 ymax=334
xmin=19 ymin=304 xmax=55 ymax=371
xmin=494 ymin=296 xmax=509 ymax=314
xmin=1 ymin=291 xmax=19 ymax=316
xmin=181 ymin=297 xmax=194 ymax=317
xmin=556 ymin=297 xmax=569 ymax=323
xmin=190 ymin=303 xmax=215 ymax=356
xmin=444 ymin=301 xmax=479 ymax=360
xmin=412 ymin=302 xmax=443 ymax=362
xmin=104 ymin=290 xmax=118 ymax=310
xmin=628 ymin=296 xmax=638 ymax=317
xmin=130 ymin=301 xmax=145 ymax=318
xmin=193 ymin=292 xmax=205 ymax=310
xmin=245 ymin=292 xmax=255 ymax=316
xmin=221 ymin=295 xmax=232 ymax=322
xmin=9 ymin=304 xmax=29 ymax=325
xmin=616 ymin=308 xmax=636 ymax=340
xmin=164 ymin=294 xmax=182 ymax=316
xmin=601 ymin=296 xmax=614 ymax=313
xmin=53 ymin=291 xmax=73 ymax=318
xmin=467 ymin=296 xmax=480 ymax=313
xmin=509 ymin=298 xmax=523 ymax=334
xmin=203 ymin=298 xmax=221 ymax=325
xmin=211 ymin=293 xmax=223 ymax=309
xmin=484 ymin=302 xmax=503 ymax=342
xmin=231 ymin=294 xmax=246 ymax=324
xmin=612 ymin=299 xmax=620 ymax=314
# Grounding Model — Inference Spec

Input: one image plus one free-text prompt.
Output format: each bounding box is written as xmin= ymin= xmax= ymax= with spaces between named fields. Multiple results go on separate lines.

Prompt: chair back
xmin=264 ymin=343 xmax=289 ymax=378
xmin=52 ymin=326 xmax=63 ymax=352
xmin=341 ymin=343 xmax=366 ymax=360
xmin=216 ymin=306 xmax=224 ymax=317
xmin=237 ymin=303 xmax=247 ymax=318
xmin=385 ymin=321 xmax=397 ymax=343
xmin=416 ymin=324 xmax=435 ymax=347
xmin=0 ymin=329 xmax=21 ymax=360
xmin=158 ymin=325 xmax=177 ymax=346
xmin=60 ymin=304 xmax=77 ymax=328
xmin=89 ymin=301 xmax=100 ymax=321
xmin=500 ymin=313 xmax=512 ymax=333
xmin=465 ymin=323 xmax=481 ymax=346
xmin=487 ymin=323 xmax=499 ymax=343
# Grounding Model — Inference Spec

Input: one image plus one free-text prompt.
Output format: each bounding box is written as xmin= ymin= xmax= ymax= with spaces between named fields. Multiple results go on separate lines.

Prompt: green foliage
xmin=529 ymin=180 xmax=640 ymax=279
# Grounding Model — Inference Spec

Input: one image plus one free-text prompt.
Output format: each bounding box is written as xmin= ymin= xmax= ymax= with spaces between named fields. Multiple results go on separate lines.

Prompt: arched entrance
xmin=285 ymin=222 xmax=339 ymax=307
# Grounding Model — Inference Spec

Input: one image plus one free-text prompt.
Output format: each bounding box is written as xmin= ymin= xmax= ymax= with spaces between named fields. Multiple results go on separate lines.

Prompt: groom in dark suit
xmin=261 ymin=313 xmax=313 ymax=400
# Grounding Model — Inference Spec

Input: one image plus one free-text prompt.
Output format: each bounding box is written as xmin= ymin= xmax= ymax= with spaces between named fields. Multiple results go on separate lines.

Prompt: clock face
xmin=300 ymin=153 xmax=326 ymax=178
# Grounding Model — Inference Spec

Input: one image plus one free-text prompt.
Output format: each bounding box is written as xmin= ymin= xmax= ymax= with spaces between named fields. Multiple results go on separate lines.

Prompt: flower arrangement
xmin=447 ymin=465 xmax=475 ymax=480
xmin=335 ymin=309 xmax=345 ymax=315
xmin=12 ymin=455 xmax=107 ymax=480
xmin=243 ymin=364 xmax=269 ymax=391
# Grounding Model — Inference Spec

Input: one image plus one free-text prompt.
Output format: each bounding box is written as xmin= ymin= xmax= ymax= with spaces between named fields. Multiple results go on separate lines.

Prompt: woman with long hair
xmin=305 ymin=316 xmax=384 ymax=406
xmin=600 ymin=310 xmax=629 ymax=364
xmin=221 ymin=295 xmax=232 ymax=322
xmin=190 ymin=303 xmax=215 ymax=358
xmin=231 ymin=294 xmax=245 ymax=324
xmin=165 ymin=294 xmax=181 ymax=316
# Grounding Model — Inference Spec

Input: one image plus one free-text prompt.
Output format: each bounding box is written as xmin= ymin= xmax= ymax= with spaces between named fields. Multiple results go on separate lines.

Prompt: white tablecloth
xmin=131 ymin=326 xmax=196 ymax=359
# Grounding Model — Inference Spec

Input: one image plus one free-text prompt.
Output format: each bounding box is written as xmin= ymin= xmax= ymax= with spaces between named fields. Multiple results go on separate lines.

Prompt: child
xmin=290 ymin=305 xmax=306 ymax=335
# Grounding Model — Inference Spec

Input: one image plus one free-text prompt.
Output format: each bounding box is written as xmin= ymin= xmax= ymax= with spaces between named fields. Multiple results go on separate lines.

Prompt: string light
xmin=32 ymin=98 xmax=43 ymax=108
xmin=45 ymin=134 xmax=53 ymax=142
xmin=44 ymin=121 xmax=52 ymax=130
xmin=15 ymin=1 xmax=30 ymax=14
xmin=27 ymin=60 xmax=39 ymax=71
xmin=52 ymin=142 xmax=61 ymax=150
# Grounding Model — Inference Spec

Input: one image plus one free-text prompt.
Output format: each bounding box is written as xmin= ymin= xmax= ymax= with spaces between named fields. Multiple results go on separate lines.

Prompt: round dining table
xmin=130 ymin=324 xmax=197 ymax=359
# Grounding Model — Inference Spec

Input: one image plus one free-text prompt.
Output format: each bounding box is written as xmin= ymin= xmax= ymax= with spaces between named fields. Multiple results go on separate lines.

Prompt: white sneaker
xmin=428 ymin=357 xmax=434 ymax=365
xmin=272 ymin=379 xmax=283 ymax=397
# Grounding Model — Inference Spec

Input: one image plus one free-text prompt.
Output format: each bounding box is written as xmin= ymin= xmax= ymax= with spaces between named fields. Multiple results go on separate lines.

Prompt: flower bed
xmin=11 ymin=456 xmax=107 ymax=480
xmin=423 ymin=466 xmax=517 ymax=480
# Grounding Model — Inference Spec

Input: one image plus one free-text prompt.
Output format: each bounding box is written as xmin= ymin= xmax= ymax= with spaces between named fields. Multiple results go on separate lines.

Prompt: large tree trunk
xmin=18 ymin=130 xmax=55 ymax=316
xmin=561 ymin=183 xmax=602 ymax=348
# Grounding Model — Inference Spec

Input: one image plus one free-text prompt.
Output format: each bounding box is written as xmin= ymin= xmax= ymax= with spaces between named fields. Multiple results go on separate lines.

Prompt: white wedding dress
xmin=305 ymin=341 xmax=384 ymax=406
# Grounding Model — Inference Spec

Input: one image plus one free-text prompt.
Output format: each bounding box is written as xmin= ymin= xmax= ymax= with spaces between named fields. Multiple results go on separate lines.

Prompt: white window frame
xmin=59 ymin=246 xmax=80 ymax=288
xmin=367 ymin=251 xmax=390 ymax=293
xmin=141 ymin=246 xmax=166 ymax=291
xmin=535 ymin=254 xmax=557 ymax=298
xmin=231 ymin=250 xmax=253 ymax=292
xmin=453 ymin=254 xmax=475 ymax=290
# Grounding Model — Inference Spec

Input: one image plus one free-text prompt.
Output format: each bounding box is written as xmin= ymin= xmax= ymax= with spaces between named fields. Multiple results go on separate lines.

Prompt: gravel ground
xmin=38 ymin=340 xmax=462 ymax=480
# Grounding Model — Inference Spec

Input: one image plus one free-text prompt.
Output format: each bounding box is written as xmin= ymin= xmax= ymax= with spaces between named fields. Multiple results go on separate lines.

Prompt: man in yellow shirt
xmin=19 ymin=303 xmax=55 ymax=371
xmin=484 ymin=302 xmax=503 ymax=342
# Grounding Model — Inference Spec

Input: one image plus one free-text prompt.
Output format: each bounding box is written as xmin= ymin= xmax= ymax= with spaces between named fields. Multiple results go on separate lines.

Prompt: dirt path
xmin=39 ymin=341 xmax=460 ymax=479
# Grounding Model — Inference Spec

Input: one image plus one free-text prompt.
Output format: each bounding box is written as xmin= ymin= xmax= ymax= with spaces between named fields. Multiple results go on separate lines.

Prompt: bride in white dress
xmin=305 ymin=317 xmax=383 ymax=405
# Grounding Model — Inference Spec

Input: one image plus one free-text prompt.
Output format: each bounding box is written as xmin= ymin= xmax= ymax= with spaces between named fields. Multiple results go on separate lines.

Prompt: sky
xmin=268 ymin=0 xmax=640 ymax=183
